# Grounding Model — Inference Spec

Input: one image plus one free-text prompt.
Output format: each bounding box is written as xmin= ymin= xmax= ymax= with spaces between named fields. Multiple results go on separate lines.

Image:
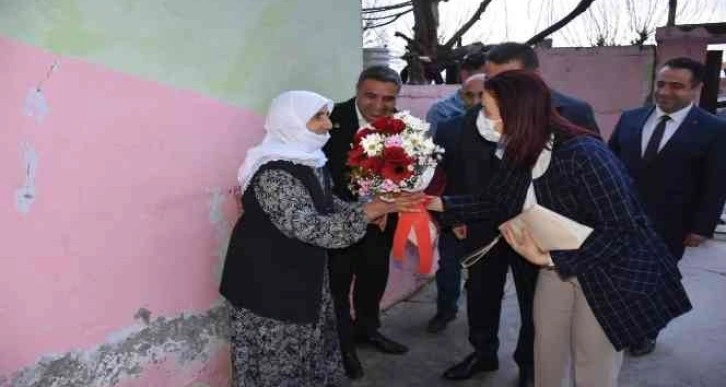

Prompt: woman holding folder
xmin=427 ymin=71 xmax=692 ymax=387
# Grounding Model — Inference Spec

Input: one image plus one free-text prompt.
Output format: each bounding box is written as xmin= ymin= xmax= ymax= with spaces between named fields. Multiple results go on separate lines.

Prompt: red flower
xmin=353 ymin=127 xmax=375 ymax=144
xmin=381 ymin=161 xmax=414 ymax=183
xmin=387 ymin=118 xmax=406 ymax=134
xmin=361 ymin=156 xmax=384 ymax=173
xmin=371 ymin=117 xmax=390 ymax=130
xmin=371 ymin=117 xmax=406 ymax=135
xmin=347 ymin=145 xmax=366 ymax=167
xmin=383 ymin=146 xmax=413 ymax=165
xmin=380 ymin=146 xmax=414 ymax=183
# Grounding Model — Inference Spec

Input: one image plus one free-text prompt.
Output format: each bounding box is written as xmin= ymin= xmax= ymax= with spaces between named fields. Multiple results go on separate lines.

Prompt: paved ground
xmin=350 ymin=239 xmax=726 ymax=387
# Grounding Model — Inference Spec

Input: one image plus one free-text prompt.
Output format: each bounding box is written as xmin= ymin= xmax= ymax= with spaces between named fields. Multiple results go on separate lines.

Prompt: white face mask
xmin=476 ymin=110 xmax=502 ymax=143
xmin=294 ymin=129 xmax=330 ymax=153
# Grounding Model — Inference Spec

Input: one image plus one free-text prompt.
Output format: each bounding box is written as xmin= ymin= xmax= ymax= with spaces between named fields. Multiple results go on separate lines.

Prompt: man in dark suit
xmin=322 ymin=66 xmax=408 ymax=380
xmin=441 ymin=42 xmax=600 ymax=387
xmin=427 ymin=73 xmax=487 ymax=335
xmin=609 ymin=57 xmax=726 ymax=356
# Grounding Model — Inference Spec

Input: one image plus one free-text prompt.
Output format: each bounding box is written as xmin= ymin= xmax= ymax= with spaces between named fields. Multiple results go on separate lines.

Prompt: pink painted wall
xmin=397 ymin=85 xmax=460 ymax=120
xmin=1 ymin=36 xmax=253 ymax=386
xmin=655 ymin=26 xmax=716 ymax=67
xmin=0 ymin=33 xmax=437 ymax=385
xmin=396 ymin=46 xmax=656 ymax=141
xmin=536 ymin=46 xmax=656 ymax=140
xmin=381 ymin=245 xmax=439 ymax=308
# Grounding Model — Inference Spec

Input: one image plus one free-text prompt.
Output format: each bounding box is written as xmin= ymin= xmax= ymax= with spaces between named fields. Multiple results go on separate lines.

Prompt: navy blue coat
xmin=552 ymin=90 xmax=600 ymax=135
xmin=441 ymin=136 xmax=692 ymax=350
xmin=443 ymin=91 xmax=599 ymax=252
xmin=436 ymin=108 xmax=504 ymax=254
xmin=608 ymin=106 xmax=726 ymax=258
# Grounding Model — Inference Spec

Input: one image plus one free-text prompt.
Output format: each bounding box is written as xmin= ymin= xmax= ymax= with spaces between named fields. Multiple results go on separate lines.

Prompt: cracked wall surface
xmin=2 ymin=305 xmax=229 ymax=387
xmin=0 ymin=1 xmax=360 ymax=385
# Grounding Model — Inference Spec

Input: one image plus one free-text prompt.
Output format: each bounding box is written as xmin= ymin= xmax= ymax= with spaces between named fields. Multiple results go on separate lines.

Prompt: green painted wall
xmin=0 ymin=0 xmax=362 ymax=112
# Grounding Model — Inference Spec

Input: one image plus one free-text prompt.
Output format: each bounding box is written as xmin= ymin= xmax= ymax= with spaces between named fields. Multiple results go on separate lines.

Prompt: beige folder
xmin=500 ymin=204 xmax=593 ymax=251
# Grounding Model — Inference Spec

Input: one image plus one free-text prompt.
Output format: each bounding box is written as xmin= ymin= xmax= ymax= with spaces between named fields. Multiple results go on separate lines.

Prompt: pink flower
xmin=381 ymin=179 xmax=398 ymax=192
xmin=384 ymin=135 xmax=404 ymax=148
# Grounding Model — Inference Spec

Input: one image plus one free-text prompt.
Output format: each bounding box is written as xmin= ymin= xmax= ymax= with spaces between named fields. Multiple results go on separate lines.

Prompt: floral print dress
xmin=230 ymin=167 xmax=367 ymax=387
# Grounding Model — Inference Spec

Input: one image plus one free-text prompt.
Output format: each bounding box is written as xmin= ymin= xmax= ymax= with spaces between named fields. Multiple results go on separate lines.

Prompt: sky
xmin=363 ymin=0 xmax=726 ymax=67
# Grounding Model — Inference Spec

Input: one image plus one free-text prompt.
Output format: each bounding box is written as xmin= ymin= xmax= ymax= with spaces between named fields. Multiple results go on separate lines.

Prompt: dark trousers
xmin=466 ymin=245 xmax=538 ymax=369
xmin=328 ymin=222 xmax=395 ymax=353
xmin=435 ymin=230 xmax=465 ymax=316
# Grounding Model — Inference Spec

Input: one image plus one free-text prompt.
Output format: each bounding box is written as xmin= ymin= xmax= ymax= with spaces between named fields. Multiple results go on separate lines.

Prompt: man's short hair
xmin=485 ymin=42 xmax=539 ymax=70
xmin=661 ymin=57 xmax=706 ymax=85
xmin=461 ymin=51 xmax=487 ymax=71
xmin=357 ymin=66 xmax=402 ymax=89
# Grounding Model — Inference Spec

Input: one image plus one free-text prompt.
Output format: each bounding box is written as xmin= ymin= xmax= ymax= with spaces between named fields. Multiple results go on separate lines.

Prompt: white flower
xmin=360 ymin=133 xmax=385 ymax=156
xmin=402 ymin=131 xmax=431 ymax=155
xmin=393 ymin=111 xmax=411 ymax=120
xmin=396 ymin=112 xmax=430 ymax=133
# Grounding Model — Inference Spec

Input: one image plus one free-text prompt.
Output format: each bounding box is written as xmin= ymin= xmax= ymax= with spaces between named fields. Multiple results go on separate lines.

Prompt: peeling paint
xmin=133 ymin=308 xmax=152 ymax=325
xmin=23 ymin=89 xmax=49 ymax=123
xmin=3 ymin=304 xmax=229 ymax=387
xmin=14 ymin=142 xmax=39 ymax=214
xmin=24 ymin=60 xmax=59 ymax=124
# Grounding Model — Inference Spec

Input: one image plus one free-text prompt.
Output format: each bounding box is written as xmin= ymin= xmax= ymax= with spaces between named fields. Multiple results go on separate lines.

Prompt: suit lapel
xmin=653 ymin=107 xmax=701 ymax=161
xmin=626 ymin=106 xmax=654 ymax=168
xmin=329 ymin=98 xmax=358 ymax=156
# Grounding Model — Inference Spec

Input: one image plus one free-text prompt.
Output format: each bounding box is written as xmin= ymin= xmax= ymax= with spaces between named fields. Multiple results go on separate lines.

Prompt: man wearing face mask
xmin=609 ymin=57 xmax=726 ymax=357
xmin=440 ymin=42 xmax=599 ymax=387
xmin=426 ymin=74 xmax=486 ymax=334
xmin=323 ymin=66 xmax=408 ymax=380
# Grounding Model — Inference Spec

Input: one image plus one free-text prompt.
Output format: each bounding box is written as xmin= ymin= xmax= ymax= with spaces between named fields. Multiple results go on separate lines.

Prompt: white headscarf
xmin=237 ymin=90 xmax=334 ymax=192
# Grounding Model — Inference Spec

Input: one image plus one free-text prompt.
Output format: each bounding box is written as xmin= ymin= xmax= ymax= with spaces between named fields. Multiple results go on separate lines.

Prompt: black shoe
xmin=628 ymin=338 xmax=656 ymax=357
xmin=518 ymin=367 xmax=534 ymax=387
xmin=442 ymin=353 xmax=499 ymax=380
xmin=342 ymin=351 xmax=364 ymax=380
xmin=426 ymin=312 xmax=456 ymax=334
xmin=355 ymin=331 xmax=409 ymax=354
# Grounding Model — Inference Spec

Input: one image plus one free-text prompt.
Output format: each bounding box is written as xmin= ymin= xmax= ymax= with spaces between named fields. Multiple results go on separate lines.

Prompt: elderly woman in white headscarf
xmin=220 ymin=90 xmax=418 ymax=387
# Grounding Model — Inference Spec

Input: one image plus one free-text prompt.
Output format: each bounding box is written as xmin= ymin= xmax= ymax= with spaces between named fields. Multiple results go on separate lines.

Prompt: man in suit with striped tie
xmin=609 ymin=57 xmax=726 ymax=356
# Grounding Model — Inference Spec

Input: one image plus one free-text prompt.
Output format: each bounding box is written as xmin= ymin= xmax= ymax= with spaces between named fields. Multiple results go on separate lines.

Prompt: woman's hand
xmin=362 ymin=198 xmax=395 ymax=222
xmin=500 ymin=222 xmax=551 ymax=266
xmin=362 ymin=192 xmax=426 ymax=222
xmin=425 ymin=196 xmax=444 ymax=212
xmin=371 ymin=214 xmax=388 ymax=231
xmin=394 ymin=192 xmax=426 ymax=212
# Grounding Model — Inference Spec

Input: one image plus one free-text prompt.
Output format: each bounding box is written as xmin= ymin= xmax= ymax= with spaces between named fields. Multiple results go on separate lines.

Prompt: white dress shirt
xmin=641 ymin=103 xmax=693 ymax=156
xmin=355 ymin=101 xmax=369 ymax=129
xmin=494 ymin=136 xmax=556 ymax=267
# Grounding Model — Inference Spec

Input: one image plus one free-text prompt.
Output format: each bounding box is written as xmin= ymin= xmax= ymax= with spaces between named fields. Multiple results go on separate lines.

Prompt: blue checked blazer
xmin=442 ymin=135 xmax=692 ymax=350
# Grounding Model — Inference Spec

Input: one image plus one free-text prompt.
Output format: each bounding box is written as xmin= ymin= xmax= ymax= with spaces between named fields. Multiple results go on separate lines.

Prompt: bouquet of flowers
xmin=347 ymin=111 xmax=443 ymax=197
xmin=347 ymin=111 xmax=444 ymax=274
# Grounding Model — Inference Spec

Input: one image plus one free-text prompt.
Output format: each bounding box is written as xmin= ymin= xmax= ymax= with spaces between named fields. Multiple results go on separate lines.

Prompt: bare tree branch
xmin=667 ymin=0 xmax=677 ymax=26
xmin=364 ymin=10 xmax=414 ymax=30
xmin=363 ymin=8 xmax=413 ymax=22
xmin=362 ymin=1 xmax=413 ymax=14
xmin=442 ymin=0 xmax=494 ymax=49
xmin=525 ymin=0 xmax=597 ymax=46
xmin=394 ymin=31 xmax=419 ymax=49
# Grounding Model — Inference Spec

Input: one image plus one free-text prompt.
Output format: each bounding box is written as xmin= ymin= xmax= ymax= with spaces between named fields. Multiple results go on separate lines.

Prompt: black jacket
xmin=323 ymin=98 xmax=360 ymax=202
xmin=609 ymin=105 xmax=726 ymax=258
xmin=219 ymin=161 xmax=334 ymax=323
